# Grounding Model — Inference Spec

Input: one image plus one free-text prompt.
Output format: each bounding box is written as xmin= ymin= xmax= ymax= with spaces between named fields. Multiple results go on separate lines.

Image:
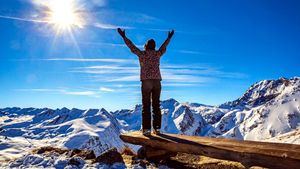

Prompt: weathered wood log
xmin=137 ymin=146 xmax=175 ymax=160
xmin=120 ymin=131 xmax=300 ymax=169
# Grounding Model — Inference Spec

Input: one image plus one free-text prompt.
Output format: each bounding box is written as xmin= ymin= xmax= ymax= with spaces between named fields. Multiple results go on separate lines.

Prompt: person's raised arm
xmin=117 ymin=28 xmax=142 ymax=56
xmin=158 ymin=30 xmax=174 ymax=57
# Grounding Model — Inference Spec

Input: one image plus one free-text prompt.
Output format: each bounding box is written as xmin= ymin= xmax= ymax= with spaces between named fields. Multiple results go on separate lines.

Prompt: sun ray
xmin=37 ymin=0 xmax=87 ymax=53
xmin=37 ymin=0 xmax=93 ymax=83
xmin=42 ymin=0 xmax=85 ymax=31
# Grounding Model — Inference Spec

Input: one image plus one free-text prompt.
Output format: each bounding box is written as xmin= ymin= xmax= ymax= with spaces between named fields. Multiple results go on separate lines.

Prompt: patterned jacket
xmin=123 ymin=36 xmax=171 ymax=81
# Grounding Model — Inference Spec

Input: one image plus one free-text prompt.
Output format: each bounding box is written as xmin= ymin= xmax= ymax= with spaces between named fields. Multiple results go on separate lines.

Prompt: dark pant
xmin=141 ymin=79 xmax=162 ymax=130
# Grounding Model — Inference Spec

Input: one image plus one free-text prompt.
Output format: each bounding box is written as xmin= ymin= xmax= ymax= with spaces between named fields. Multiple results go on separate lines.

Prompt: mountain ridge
xmin=1 ymin=77 xmax=300 ymax=168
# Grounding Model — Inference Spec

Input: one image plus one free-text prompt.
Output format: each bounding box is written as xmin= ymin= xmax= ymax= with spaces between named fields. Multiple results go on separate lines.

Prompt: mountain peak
xmin=221 ymin=77 xmax=300 ymax=108
xmin=100 ymin=108 xmax=108 ymax=113
xmin=161 ymin=98 xmax=179 ymax=106
xmin=164 ymin=98 xmax=178 ymax=103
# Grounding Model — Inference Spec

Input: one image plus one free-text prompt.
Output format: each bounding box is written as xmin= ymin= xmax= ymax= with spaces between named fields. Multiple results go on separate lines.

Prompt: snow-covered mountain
xmin=0 ymin=108 xmax=125 ymax=163
xmin=207 ymin=77 xmax=300 ymax=141
xmin=113 ymin=98 xmax=227 ymax=136
xmin=114 ymin=77 xmax=300 ymax=141
xmin=1 ymin=77 xmax=300 ymax=168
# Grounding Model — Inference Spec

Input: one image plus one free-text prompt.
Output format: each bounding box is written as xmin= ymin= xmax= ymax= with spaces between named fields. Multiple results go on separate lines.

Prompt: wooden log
xmin=137 ymin=146 xmax=175 ymax=159
xmin=120 ymin=131 xmax=300 ymax=169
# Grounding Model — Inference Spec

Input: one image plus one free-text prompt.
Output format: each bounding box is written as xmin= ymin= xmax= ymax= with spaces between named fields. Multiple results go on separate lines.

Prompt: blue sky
xmin=0 ymin=0 xmax=299 ymax=111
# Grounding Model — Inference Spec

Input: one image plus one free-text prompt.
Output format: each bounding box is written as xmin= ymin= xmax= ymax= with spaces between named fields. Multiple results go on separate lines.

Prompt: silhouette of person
xmin=117 ymin=28 xmax=174 ymax=136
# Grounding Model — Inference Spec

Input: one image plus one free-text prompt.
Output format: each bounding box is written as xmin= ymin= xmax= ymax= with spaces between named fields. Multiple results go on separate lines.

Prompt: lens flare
xmin=44 ymin=0 xmax=85 ymax=31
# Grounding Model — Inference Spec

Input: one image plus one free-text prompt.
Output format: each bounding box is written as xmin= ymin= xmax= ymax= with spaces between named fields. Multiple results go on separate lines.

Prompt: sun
xmin=45 ymin=0 xmax=84 ymax=31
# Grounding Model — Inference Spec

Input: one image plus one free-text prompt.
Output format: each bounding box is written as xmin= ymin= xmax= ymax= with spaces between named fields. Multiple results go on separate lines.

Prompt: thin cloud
xmin=43 ymin=58 xmax=135 ymax=63
xmin=172 ymin=50 xmax=207 ymax=55
xmin=0 ymin=14 xmax=155 ymax=32
xmin=70 ymin=65 xmax=139 ymax=74
xmin=161 ymin=74 xmax=213 ymax=83
xmin=93 ymin=10 xmax=164 ymax=24
xmin=92 ymin=75 xmax=193 ymax=83
xmin=15 ymin=88 xmax=100 ymax=97
xmin=14 ymin=87 xmax=135 ymax=95
xmin=108 ymin=75 xmax=140 ymax=82
xmin=99 ymin=87 xmax=115 ymax=92
xmin=15 ymin=88 xmax=64 ymax=92
xmin=111 ymin=84 xmax=140 ymax=88
xmin=0 ymin=14 xmax=166 ymax=34
xmin=0 ymin=14 xmax=209 ymax=37
xmin=74 ymin=41 xmax=126 ymax=47
xmin=71 ymin=69 xmax=137 ymax=74
xmin=112 ymin=83 xmax=198 ymax=87
xmin=75 ymin=65 xmax=138 ymax=70
xmin=63 ymin=41 xmax=209 ymax=55
xmin=105 ymin=74 xmax=212 ymax=83
xmin=76 ymin=41 xmax=143 ymax=48
xmin=0 ymin=15 xmax=48 ymax=23
xmin=161 ymin=64 xmax=209 ymax=69
xmin=139 ymin=28 xmax=169 ymax=32
xmin=94 ymin=22 xmax=133 ymax=30
xmin=71 ymin=64 xmax=247 ymax=82
xmin=0 ymin=10 xmax=210 ymax=36
xmin=162 ymin=83 xmax=200 ymax=87
xmin=62 ymin=91 xmax=99 ymax=97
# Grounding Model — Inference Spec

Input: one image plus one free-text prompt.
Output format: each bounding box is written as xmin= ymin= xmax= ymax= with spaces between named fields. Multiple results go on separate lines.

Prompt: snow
xmin=266 ymin=128 xmax=300 ymax=144
xmin=0 ymin=108 xmax=125 ymax=166
xmin=207 ymin=77 xmax=300 ymax=141
xmin=0 ymin=77 xmax=300 ymax=168
xmin=3 ymin=152 xmax=127 ymax=169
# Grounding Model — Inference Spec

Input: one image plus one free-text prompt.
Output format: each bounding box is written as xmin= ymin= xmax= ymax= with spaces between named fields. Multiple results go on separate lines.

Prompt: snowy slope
xmin=114 ymin=98 xmax=223 ymax=136
xmin=113 ymin=77 xmax=300 ymax=141
xmin=0 ymin=108 xmax=125 ymax=162
xmin=207 ymin=77 xmax=300 ymax=140
xmin=1 ymin=77 xmax=300 ymax=168
xmin=266 ymin=128 xmax=300 ymax=144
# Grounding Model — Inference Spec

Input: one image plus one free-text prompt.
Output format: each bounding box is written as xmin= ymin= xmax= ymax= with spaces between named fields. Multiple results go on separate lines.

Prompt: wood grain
xmin=120 ymin=131 xmax=300 ymax=169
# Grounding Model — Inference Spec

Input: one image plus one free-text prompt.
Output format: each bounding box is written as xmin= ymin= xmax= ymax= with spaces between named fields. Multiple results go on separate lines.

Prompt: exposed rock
xmin=34 ymin=146 xmax=68 ymax=155
xmin=94 ymin=148 xmax=124 ymax=165
xmin=70 ymin=148 xmax=96 ymax=160
xmin=34 ymin=146 xmax=96 ymax=160
xmin=67 ymin=157 xmax=85 ymax=167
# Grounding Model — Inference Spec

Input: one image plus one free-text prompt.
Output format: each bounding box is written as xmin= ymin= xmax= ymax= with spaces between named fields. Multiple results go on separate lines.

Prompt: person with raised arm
xmin=117 ymin=28 xmax=174 ymax=136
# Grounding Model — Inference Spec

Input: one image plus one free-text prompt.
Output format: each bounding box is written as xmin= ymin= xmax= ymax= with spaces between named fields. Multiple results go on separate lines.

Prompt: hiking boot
xmin=153 ymin=129 xmax=161 ymax=135
xmin=142 ymin=129 xmax=151 ymax=136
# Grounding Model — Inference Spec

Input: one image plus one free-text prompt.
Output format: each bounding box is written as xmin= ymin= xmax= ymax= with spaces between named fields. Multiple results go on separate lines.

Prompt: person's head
xmin=144 ymin=39 xmax=156 ymax=51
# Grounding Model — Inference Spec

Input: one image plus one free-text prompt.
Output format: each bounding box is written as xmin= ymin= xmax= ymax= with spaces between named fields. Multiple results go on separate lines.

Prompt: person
xmin=117 ymin=28 xmax=174 ymax=136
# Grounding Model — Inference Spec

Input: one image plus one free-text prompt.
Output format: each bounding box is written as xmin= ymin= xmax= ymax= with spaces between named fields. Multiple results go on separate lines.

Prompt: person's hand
xmin=168 ymin=30 xmax=174 ymax=38
xmin=117 ymin=28 xmax=126 ymax=37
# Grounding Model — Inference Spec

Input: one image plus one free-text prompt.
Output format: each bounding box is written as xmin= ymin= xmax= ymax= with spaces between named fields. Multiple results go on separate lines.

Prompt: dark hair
xmin=144 ymin=39 xmax=156 ymax=50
